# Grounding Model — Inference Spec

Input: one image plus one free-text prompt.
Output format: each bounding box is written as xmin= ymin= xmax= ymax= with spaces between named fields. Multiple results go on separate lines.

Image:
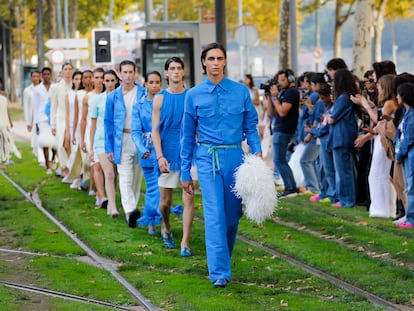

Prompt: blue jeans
xmin=300 ymin=138 xmax=320 ymax=192
xmin=402 ymin=159 xmax=414 ymax=226
xmin=319 ymin=136 xmax=336 ymax=201
xmin=272 ymin=132 xmax=297 ymax=191
xmin=332 ymin=147 xmax=356 ymax=207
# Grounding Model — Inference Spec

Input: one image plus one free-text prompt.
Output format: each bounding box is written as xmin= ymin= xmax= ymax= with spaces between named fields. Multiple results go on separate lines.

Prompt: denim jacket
xmin=104 ymin=83 xmax=146 ymax=164
xmin=395 ymin=107 xmax=414 ymax=163
xmin=327 ymin=93 xmax=357 ymax=150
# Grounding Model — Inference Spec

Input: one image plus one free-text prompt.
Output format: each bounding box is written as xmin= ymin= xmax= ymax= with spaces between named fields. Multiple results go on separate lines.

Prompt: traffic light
xmin=92 ymin=29 xmax=112 ymax=64
xmin=125 ymin=22 xmax=130 ymax=33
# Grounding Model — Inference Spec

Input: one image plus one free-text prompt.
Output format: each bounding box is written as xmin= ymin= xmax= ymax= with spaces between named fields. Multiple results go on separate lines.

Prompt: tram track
xmin=2 ymin=166 xmax=414 ymax=310
xmin=191 ymin=211 xmax=414 ymax=311
xmin=0 ymin=280 xmax=138 ymax=310
xmin=0 ymin=169 xmax=161 ymax=311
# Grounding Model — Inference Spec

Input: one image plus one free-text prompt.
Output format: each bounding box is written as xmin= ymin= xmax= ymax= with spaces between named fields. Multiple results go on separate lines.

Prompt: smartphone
xmin=362 ymin=90 xmax=368 ymax=98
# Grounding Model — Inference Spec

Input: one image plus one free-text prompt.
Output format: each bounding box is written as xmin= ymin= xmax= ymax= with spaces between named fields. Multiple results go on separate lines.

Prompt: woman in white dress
xmin=361 ymin=74 xmax=398 ymax=218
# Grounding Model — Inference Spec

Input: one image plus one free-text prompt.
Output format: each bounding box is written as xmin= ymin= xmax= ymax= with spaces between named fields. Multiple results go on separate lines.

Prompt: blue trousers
xmin=402 ymin=159 xmax=414 ymax=226
xmin=272 ymin=132 xmax=297 ymax=191
xmin=196 ymin=145 xmax=243 ymax=282
xmin=300 ymin=138 xmax=320 ymax=192
xmin=319 ymin=136 xmax=336 ymax=201
xmin=332 ymin=147 xmax=356 ymax=207
xmin=138 ymin=165 xmax=161 ymax=227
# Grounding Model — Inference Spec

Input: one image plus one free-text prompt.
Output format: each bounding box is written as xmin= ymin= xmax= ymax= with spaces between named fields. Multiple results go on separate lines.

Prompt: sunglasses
xmin=364 ymin=78 xmax=374 ymax=83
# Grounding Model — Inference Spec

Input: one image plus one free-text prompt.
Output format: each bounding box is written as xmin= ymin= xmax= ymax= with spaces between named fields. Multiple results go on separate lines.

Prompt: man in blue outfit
xmin=181 ymin=42 xmax=262 ymax=288
xmin=104 ymin=60 xmax=146 ymax=228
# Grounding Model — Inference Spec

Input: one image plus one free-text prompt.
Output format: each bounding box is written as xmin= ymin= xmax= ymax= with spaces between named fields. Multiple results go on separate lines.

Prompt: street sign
xmin=46 ymin=49 xmax=88 ymax=62
xmin=45 ymin=38 xmax=88 ymax=49
xmin=64 ymin=49 xmax=89 ymax=60
xmin=312 ymin=46 xmax=324 ymax=61
xmin=235 ymin=24 xmax=258 ymax=47
xmin=49 ymin=49 xmax=66 ymax=64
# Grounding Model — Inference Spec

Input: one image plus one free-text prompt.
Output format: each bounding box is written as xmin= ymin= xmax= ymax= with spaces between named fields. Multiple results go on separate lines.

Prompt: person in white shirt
xmin=23 ymin=70 xmax=44 ymax=165
xmin=32 ymin=67 xmax=57 ymax=174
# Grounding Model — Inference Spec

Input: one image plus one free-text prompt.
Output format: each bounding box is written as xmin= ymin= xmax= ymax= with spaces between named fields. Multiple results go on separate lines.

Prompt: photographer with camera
xmin=266 ymin=69 xmax=300 ymax=197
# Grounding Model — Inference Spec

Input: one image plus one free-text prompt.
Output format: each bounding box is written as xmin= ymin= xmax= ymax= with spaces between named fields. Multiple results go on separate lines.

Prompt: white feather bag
xmin=233 ymin=154 xmax=278 ymax=225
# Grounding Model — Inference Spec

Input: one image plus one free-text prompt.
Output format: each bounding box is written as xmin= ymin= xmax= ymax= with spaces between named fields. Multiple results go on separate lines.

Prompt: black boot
xmin=393 ymin=199 xmax=405 ymax=221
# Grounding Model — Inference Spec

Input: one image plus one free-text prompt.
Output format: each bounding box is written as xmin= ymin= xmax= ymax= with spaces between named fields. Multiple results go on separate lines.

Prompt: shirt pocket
xmin=197 ymin=105 xmax=215 ymax=118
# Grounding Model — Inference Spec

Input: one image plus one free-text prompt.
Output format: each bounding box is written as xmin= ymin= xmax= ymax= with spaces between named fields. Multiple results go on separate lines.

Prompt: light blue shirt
xmin=89 ymin=92 xmax=107 ymax=155
xmin=180 ymin=77 xmax=261 ymax=182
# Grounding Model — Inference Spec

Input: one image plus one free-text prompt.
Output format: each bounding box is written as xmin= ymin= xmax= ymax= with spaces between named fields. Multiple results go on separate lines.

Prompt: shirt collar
xmin=205 ymin=77 xmax=229 ymax=93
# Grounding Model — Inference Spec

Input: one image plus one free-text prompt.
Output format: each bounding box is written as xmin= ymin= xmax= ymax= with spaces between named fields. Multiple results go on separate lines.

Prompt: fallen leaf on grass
xmin=94 ymin=223 xmax=102 ymax=227
xmin=247 ymin=248 xmax=253 ymax=253
xmin=63 ymin=197 xmax=70 ymax=201
xmin=357 ymin=246 xmax=366 ymax=252
xmin=132 ymin=252 xmax=153 ymax=256
xmin=260 ymin=234 xmax=268 ymax=238
xmin=47 ymin=229 xmax=59 ymax=234
xmin=280 ymin=299 xmax=288 ymax=307
xmin=265 ymin=266 xmax=272 ymax=271
xmin=357 ymin=221 xmax=368 ymax=226
xmin=154 ymin=280 xmax=164 ymax=284
xmin=372 ymin=252 xmax=389 ymax=258
xmin=139 ymin=244 xmax=148 ymax=248
xmin=296 ymin=285 xmax=314 ymax=291
xmin=284 ymin=234 xmax=291 ymax=240
xmin=319 ymin=227 xmax=326 ymax=231
xmin=298 ymin=226 xmax=307 ymax=231
xmin=113 ymin=239 xmax=126 ymax=243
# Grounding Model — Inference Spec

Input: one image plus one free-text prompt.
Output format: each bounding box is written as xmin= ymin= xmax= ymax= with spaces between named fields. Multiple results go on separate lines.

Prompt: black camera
xmin=260 ymin=77 xmax=278 ymax=93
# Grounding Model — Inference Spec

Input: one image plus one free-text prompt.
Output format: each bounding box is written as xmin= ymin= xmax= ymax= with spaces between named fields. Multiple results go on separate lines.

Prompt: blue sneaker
xmin=213 ymin=279 xmax=228 ymax=288
xmin=180 ymin=247 xmax=192 ymax=257
xmin=161 ymin=230 xmax=175 ymax=249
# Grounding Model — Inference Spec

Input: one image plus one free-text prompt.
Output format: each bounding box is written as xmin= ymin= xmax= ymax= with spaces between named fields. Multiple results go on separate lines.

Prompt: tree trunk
xmin=46 ymin=0 xmax=57 ymax=38
xmin=334 ymin=3 xmax=342 ymax=58
xmin=69 ymin=0 xmax=78 ymax=37
xmin=352 ymin=0 xmax=373 ymax=78
xmin=373 ymin=0 xmax=387 ymax=62
xmin=279 ymin=0 xmax=290 ymax=69
xmin=334 ymin=23 xmax=342 ymax=58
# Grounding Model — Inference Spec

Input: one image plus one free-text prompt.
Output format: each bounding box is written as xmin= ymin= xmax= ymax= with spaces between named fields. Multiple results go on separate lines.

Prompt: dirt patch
xmin=0 ymin=251 xmax=57 ymax=310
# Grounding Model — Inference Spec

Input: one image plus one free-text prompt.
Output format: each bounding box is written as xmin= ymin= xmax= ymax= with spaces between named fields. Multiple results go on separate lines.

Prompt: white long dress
xmin=368 ymin=134 xmax=396 ymax=218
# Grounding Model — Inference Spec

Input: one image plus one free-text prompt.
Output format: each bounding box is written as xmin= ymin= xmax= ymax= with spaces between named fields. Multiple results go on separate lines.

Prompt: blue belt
xmin=200 ymin=143 xmax=241 ymax=178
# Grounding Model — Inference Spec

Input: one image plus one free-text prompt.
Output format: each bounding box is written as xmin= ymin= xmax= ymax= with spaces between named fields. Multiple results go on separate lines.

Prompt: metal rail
xmin=0 ymin=169 xmax=161 ymax=311
xmin=0 ymin=280 xmax=137 ymax=310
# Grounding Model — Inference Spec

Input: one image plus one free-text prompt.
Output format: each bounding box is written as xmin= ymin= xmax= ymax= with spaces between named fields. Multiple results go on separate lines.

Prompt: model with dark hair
xmin=181 ymin=42 xmax=261 ymax=287
xmin=327 ymin=68 xmax=358 ymax=208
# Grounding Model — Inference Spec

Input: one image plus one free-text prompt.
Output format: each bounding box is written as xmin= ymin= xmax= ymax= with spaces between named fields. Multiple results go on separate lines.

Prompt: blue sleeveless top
xmin=158 ymin=89 xmax=188 ymax=171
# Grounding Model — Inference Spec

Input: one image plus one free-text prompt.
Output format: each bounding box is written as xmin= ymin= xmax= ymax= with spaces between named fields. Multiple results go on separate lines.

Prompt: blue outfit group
xmin=181 ymin=77 xmax=261 ymax=284
xmin=131 ymin=91 xmax=161 ymax=229
xmin=395 ymin=107 xmax=414 ymax=226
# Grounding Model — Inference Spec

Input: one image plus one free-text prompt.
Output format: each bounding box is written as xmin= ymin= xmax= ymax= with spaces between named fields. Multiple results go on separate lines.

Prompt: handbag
xmin=374 ymin=119 xmax=396 ymax=161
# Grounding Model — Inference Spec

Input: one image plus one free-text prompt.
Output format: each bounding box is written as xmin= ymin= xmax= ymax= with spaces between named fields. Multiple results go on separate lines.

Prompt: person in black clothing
xmin=267 ymin=69 xmax=300 ymax=197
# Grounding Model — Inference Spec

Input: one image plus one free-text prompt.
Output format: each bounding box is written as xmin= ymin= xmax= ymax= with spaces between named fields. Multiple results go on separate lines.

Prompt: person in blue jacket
xmin=104 ymin=60 xmax=146 ymax=227
xmin=327 ymin=68 xmax=358 ymax=208
xmin=131 ymin=71 xmax=162 ymax=235
xmin=181 ymin=42 xmax=262 ymax=288
xmin=395 ymin=82 xmax=414 ymax=229
xmin=152 ymin=57 xmax=195 ymax=256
